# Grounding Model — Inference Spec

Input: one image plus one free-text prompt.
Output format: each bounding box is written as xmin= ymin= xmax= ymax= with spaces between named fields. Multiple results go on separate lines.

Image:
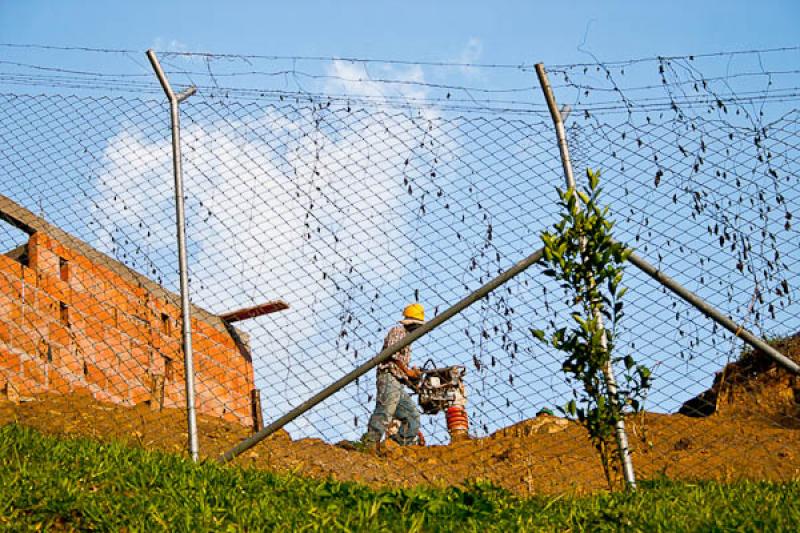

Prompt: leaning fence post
xmin=536 ymin=63 xmax=638 ymax=490
xmin=146 ymin=49 xmax=200 ymax=462
xmin=621 ymin=246 xmax=799 ymax=375
xmin=219 ymin=245 xmax=546 ymax=463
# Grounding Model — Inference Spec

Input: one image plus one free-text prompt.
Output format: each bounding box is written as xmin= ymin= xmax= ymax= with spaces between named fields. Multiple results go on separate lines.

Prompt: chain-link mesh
xmin=1 ymin=47 xmax=798 ymax=494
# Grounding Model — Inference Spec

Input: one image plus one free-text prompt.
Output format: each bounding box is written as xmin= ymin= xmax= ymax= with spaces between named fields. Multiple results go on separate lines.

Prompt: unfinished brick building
xmin=0 ymin=194 xmax=262 ymax=428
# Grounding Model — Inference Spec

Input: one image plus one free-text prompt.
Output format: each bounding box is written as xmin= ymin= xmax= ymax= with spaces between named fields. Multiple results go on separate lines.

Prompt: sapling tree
xmin=532 ymin=169 xmax=651 ymax=490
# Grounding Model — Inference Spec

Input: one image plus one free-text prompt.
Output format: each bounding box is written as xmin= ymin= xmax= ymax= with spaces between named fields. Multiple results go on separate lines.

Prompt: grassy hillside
xmin=1 ymin=424 xmax=798 ymax=531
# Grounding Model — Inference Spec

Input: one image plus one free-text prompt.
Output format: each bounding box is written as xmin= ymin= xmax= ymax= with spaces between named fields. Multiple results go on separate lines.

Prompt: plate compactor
xmin=388 ymin=362 xmax=469 ymax=444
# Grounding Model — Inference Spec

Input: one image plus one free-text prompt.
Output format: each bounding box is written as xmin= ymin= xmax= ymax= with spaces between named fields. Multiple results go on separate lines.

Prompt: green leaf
xmin=530 ymin=329 xmax=546 ymax=341
xmin=587 ymin=168 xmax=600 ymax=189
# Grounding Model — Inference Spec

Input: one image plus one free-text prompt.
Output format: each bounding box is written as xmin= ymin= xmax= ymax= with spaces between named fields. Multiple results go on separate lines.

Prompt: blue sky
xmin=2 ymin=1 xmax=798 ymax=68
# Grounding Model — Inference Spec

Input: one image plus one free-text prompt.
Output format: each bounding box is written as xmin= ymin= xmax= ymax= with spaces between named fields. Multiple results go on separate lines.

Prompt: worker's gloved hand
xmin=407 ymin=366 xmax=422 ymax=381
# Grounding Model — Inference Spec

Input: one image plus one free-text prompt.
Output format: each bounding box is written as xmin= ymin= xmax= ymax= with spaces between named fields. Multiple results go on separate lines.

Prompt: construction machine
xmin=411 ymin=361 xmax=470 ymax=443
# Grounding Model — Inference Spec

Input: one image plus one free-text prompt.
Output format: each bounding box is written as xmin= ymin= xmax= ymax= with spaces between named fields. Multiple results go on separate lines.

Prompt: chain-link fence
xmin=0 ymin=46 xmax=798 ymax=494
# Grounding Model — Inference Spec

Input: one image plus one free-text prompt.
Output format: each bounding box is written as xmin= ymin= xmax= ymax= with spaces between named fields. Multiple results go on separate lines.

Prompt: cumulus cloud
xmin=91 ymin=67 xmax=454 ymax=440
xmin=325 ymin=60 xmax=438 ymax=121
xmin=456 ymin=37 xmax=484 ymax=75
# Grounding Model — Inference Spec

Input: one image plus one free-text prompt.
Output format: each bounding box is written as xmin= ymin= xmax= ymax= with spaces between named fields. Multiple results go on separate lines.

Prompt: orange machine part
xmin=446 ymin=406 xmax=469 ymax=442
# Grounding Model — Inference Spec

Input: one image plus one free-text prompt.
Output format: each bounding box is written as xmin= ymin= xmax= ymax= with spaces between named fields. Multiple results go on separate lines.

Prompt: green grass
xmin=1 ymin=424 xmax=798 ymax=531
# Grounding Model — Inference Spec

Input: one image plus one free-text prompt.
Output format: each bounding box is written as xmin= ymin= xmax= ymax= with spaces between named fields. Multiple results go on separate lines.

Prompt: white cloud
xmin=151 ymin=37 xmax=191 ymax=54
xmin=325 ymin=60 xmax=439 ymax=121
xmin=456 ymin=37 xmax=484 ymax=76
xmin=91 ymin=72 xmax=456 ymax=440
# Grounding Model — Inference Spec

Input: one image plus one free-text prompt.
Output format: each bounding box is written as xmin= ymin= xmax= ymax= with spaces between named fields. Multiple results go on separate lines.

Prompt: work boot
xmin=336 ymin=436 xmax=380 ymax=454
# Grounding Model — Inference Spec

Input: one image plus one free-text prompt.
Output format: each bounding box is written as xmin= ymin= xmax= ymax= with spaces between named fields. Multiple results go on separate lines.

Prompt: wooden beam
xmin=220 ymin=300 xmax=289 ymax=323
xmin=251 ymin=388 xmax=264 ymax=433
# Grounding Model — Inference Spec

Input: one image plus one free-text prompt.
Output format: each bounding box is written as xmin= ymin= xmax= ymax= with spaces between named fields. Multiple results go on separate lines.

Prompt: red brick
xmin=13 ymin=326 xmax=38 ymax=355
xmin=158 ymin=337 xmax=180 ymax=361
xmin=0 ymin=255 xmax=22 ymax=278
xmin=129 ymin=339 xmax=149 ymax=367
xmin=73 ymin=331 xmax=96 ymax=360
xmin=118 ymin=356 xmax=147 ymax=383
xmin=150 ymin=353 xmax=166 ymax=375
xmin=106 ymin=371 xmax=130 ymax=399
xmin=21 ymin=265 xmax=37 ymax=287
xmin=0 ymin=347 xmax=21 ymax=370
xmin=95 ymin=304 xmax=117 ymax=329
xmin=104 ymin=329 xmax=126 ymax=354
xmin=22 ymin=357 xmax=46 ymax=384
xmin=93 ymin=341 xmax=117 ymax=372
xmin=108 ymin=285 xmax=134 ymax=316
xmin=49 ymin=240 xmax=76 ymax=263
xmin=71 ymin=292 xmax=103 ymax=317
xmin=116 ymin=313 xmax=139 ymax=340
xmin=83 ymin=317 xmax=105 ymax=342
xmin=0 ymin=270 xmax=21 ymax=299
xmin=55 ymin=347 xmax=83 ymax=376
xmin=192 ymin=331 xmax=212 ymax=355
xmin=20 ymin=279 xmax=36 ymax=306
xmin=0 ymin=319 xmax=11 ymax=345
xmin=49 ymin=369 xmax=74 ymax=393
xmin=28 ymin=234 xmax=59 ymax=278
xmin=21 ymin=309 xmax=51 ymax=337
xmin=70 ymin=381 xmax=94 ymax=398
xmin=129 ymin=383 xmax=150 ymax=405
xmin=39 ymin=274 xmax=71 ymax=305
xmin=16 ymin=374 xmax=46 ymax=395
xmin=36 ymin=290 xmax=58 ymax=319
xmin=0 ymin=293 xmax=20 ymax=322
xmin=48 ymin=321 xmax=72 ymax=348
xmin=84 ymin=362 xmax=107 ymax=389
xmin=72 ymin=266 xmax=104 ymax=297
xmin=36 ymin=338 xmax=51 ymax=360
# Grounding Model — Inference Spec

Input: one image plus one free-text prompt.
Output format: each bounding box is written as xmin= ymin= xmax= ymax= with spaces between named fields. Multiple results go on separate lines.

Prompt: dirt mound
xmin=2 ymin=391 xmax=799 ymax=496
xmin=680 ymin=334 xmax=800 ymax=426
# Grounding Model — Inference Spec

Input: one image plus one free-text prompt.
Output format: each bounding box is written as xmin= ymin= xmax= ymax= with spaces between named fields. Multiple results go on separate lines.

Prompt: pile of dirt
xmin=2 ymin=390 xmax=799 ymax=496
xmin=680 ymin=333 xmax=800 ymax=427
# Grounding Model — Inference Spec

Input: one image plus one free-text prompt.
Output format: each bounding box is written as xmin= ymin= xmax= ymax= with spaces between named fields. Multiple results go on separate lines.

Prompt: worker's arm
xmin=394 ymin=359 xmax=421 ymax=381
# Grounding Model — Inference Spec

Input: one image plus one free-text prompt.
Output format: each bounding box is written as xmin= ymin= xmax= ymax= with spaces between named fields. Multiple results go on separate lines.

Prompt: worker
xmin=352 ymin=303 xmax=425 ymax=452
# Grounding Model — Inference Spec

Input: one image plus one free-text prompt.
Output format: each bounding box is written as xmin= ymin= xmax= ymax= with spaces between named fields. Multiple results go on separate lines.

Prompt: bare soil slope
xmin=3 ymin=333 xmax=798 ymax=496
xmin=680 ymin=333 xmax=800 ymax=427
xmin=2 ymin=389 xmax=798 ymax=496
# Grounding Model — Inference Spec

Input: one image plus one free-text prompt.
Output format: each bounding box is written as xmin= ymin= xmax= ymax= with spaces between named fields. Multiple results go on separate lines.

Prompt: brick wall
xmin=0 ymin=230 xmax=256 ymax=427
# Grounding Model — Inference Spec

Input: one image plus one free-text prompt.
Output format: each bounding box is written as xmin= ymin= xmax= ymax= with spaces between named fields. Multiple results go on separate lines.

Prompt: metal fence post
xmin=536 ymin=63 xmax=638 ymax=490
xmin=146 ymin=49 xmax=200 ymax=462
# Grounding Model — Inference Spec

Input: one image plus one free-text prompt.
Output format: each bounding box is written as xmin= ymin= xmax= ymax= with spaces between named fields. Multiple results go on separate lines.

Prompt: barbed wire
xmin=3 ymin=43 xmax=799 ymax=115
xmin=3 ymin=41 xmax=798 ymax=68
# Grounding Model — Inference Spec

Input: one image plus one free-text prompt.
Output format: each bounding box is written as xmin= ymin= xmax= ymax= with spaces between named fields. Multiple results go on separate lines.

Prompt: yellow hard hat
xmin=401 ymin=303 xmax=425 ymax=325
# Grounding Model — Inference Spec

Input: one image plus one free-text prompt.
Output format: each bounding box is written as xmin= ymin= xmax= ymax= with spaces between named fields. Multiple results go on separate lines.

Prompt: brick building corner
xmin=0 ymin=193 xmax=260 ymax=428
